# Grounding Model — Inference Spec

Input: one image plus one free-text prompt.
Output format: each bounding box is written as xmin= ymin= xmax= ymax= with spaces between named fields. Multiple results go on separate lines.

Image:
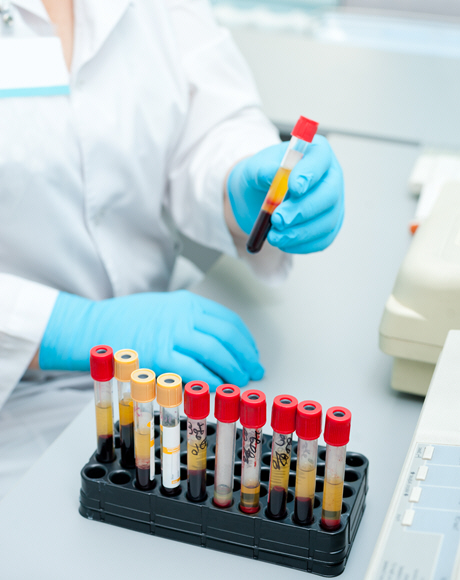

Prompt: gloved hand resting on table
xmin=39 ymin=291 xmax=264 ymax=391
xmin=227 ymin=135 xmax=344 ymax=254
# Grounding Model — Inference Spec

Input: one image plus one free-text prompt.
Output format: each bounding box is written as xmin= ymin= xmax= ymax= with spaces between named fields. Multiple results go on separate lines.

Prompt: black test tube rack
xmin=79 ymin=415 xmax=368 ymax=577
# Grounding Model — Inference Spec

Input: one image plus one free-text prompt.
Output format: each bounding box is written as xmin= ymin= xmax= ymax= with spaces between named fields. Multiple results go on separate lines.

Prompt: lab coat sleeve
xmin=165 ymin=0 xmax=292 ymax=283
xmin=0 ymin=274 xmax=58 ymax=410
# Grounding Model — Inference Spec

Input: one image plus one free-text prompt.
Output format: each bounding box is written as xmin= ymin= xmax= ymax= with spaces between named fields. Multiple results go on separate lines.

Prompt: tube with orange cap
xmin=131 ymin=369 xmax=156 ymax=491
xmin=321 ymin=406 xmax=352 ymax=531
xmin=267 ymin=394 xmax=298 ymax=519
xmin=114 ymin=349 xmax=139 ymax=469
xmin=213 ymin=384 xmax=240 ymax=508
xmin=246 ymin=116 xmax=319 ymax=254
xmin=184 ymin=381 xmax=210 ymax=502
xmin=294 ymin=400 xmax=322 ymax=525
xmin=239 ymin=389 xmax=266 ymax=514
xmin=157 ymin=373 xmax=182 ymax=496
xmin=90 ymin=345 xmax=116 ymax=463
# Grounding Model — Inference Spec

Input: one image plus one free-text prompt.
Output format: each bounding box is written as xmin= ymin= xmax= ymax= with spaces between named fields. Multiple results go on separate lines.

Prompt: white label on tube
xmin=150 ymin=420 xmax=155 ymax=480
xmin=161 ymin=424 xmax=180 ymax=488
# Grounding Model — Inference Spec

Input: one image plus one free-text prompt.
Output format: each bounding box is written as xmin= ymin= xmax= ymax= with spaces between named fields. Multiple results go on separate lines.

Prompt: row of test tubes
xmin=90 ymin=345 xmax=351 ymax=530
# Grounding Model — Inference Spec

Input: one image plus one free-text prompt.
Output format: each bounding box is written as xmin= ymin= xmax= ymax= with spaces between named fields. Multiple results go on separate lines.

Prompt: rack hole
xmin=236 ymin=431 xmax=241 ymax=440
xmin=345 ymin=470 xmax=359 ymax=483
xmin=155 ymin=427 xmax=160 ymax=439
xmin=114 ymin=435 xmax=120 ymax=449
xmin=259 ymin=485 xmax=268 ymax=499
xmin=286 ymin=490 xmax=294 ymax=503
xmin=341 ymin=503 xmax=348 ymax=514
xmin=207 ymin=424 xmax=216 ymax=437
xmin=289 ymin=473 xmax=296 ymax=487
xmin=154 ymin=414 xmax=160 ymax=426
xmin=155 ymin=461 xmax=161 ymax=475
xmin=237 ymin=449 xmax=242 ymax=460
xmin=234 ymin=462 xmax=242 ymax=476
xmin=180 ymin=467 xmax=187 ymax=481
xmin=233 ymin=479 xmax=241 ymax=492
xmin=180 ymin=451 xmax=188 ymax=466
xmin=84 ymin=465 xmax=106 ymax=479
xmin=316 ymin=464 xmax=325 ymax=477
xmin=109 ymin=471 xmax=131 ymax=485
xmin=260 ymin=468 xmax=270 ymax=482
xmin=315 ymin=479 xmax=324 ymax=493
xmin=290 ymin=458 xmax=297 ymax=471
xmin=318 ymin=449 xmax=326 ymax=461
xmin=180 ymin=418 xmax=187 ymax=430
xmin=155 ymin=447 xmax=161 ymax=459
xmin=207 ymin=457 xmax=215 ymax=470
xmin=262 ymin=453 xmax=271 ymax=466
xmin=343 ymin=485 xmax=353 ymax=498
xmin=314 ymin=495 xmax=321 ymax=509
xmin=346 ymin=454 xmax=364 ymax=468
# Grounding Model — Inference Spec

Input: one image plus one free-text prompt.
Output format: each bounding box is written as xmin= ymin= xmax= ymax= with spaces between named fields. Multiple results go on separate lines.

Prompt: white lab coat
xmin=0 ymin=0 xmax=288 ymax=497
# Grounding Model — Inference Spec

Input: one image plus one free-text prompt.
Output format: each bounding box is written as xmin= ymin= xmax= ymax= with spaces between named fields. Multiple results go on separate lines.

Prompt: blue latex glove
xmin=39 ymin=290 xmax=264 ymax=391
xmin=227 ymin=135 xmax=344 ymax=253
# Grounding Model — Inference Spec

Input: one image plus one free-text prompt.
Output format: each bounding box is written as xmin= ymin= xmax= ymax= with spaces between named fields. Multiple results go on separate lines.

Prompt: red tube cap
xmin=324 ymin=407 xmax=351 ymax=447
xmin=240 ymin=390 xmax=266 ymax=430
xmin=296 ymin=400 xmax=322 ymax=440
xmin=291 ymin=116 xmax=319 ymax=143
xmin=184 ymin=381 xmax=210 ymax=420
xmin=90 ymin=345 xmax=114 ymax=382
xmin=271 ymin=394 xmax=298 ymax=435
xmin=215 ymin=384 xmax=240 ymax=423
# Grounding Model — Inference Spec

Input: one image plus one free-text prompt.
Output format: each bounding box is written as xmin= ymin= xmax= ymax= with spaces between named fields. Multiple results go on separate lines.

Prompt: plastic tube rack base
xmin=79 ymin=415 xmax=369 ymax=576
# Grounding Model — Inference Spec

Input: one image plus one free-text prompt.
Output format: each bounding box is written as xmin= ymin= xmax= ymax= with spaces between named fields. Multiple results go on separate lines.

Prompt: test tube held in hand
xmin=213 ymin=384 xmax=240 ymax=508
xmin=90 ymin=345 xmax=116 ymax=463
xmin=294 ymin=401 xmax=322 ymax=525
xmin=239 ymin=390 xmax=266 ymax=514
xmin=267 ymin=395 xmax=298 ymax=520
xmin=247 ymin=116 xmax=319 ymax=254
xmin=184 ymin=381 xmax=210 ymax=502
xmin=321 ymin=407 xmax=352 ymax=531
xmin=114 ymin=349 xmax=139 ymax=469
xmin=131 ymin=369 xmax=156 ymax=491
xmin=157 ymin=373 xmax=182 ymax=496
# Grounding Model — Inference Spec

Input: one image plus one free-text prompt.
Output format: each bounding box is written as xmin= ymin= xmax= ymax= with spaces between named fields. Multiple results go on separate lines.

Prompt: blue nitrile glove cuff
xmin=40 ymin=291 xmax=97 ymax=371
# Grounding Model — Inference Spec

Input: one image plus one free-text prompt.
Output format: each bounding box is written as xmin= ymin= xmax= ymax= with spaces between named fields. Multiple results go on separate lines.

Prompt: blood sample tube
xmin=239 ymin=390 xmax=266 ymax=514
xmin=90 ymin=345 xmax=115 ymax=463
xmin=267 ymin=394 xmax=298 ymax=519
xmin=213 ymin=384 xmax=240 ymax=508
xmin=114 ymin=349 xmax=139 ymax=469
xmin=294 ymin=400 xmax=322 ymax=525
xmin=184 ymin=381 xmax=210 ymax=502
xmin=247 ymin=116 xmax=319 ymax=254
xmin=131 ymin=369 xmax=156 ymax=491
xmin=321 ymin=406 xmax=352 ymax=531
xmin=156 ymin=373 xmax=182 ymax=496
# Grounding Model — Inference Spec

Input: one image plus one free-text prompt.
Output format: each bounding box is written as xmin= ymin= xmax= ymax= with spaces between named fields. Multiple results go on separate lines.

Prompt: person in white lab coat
xmin=0 ymin=0 xmax=344 ymax=497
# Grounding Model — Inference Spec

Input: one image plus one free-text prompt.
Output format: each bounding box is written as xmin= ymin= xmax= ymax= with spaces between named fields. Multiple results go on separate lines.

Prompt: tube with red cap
xmin=213 ymin=384 xmax=240 ymax=508
xmin=239 ymin=390 xmax=266 ymax=514
xmin=321 ymin=406 xmax=352 ymax=531
xmin=184 ymin=381 xmax=210 ymax=502
xmin=267 ymin=394 xmax=298 ymax=519
xmin=246 ymin=115 xmax=319 ymax=254
xmin=90 ymin=345 xmax=115 ymax=463
xmin=294 ymin=400 xmax=322 ymax=525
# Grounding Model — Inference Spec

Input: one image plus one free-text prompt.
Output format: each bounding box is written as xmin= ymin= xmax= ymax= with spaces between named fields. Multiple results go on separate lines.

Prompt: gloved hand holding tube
xmin=227 ymin=118 xmax=344 ymax=254
xmin=39 ymin=290 xmax=264 ymax=392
